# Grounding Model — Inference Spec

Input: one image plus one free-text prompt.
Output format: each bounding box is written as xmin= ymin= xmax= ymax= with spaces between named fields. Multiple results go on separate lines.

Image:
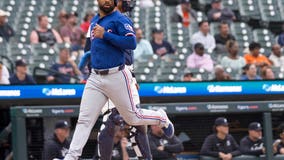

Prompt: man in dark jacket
xmin=43 ymin=120 xmax=70 ymax=160
xmin=200 ymin=117 xmax=240 ymax=160
xmin=0 ymin=10 xmax=14 ymax=42
xmin=240 ymin=122 xmax=265 ymax=156
xmin=148 ymin=125 xmax=184 ymax=160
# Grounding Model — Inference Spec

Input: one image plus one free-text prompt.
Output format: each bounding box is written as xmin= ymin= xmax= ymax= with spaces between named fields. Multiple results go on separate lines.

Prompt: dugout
xmin=10 ymin=101 xmax=284 ymax=160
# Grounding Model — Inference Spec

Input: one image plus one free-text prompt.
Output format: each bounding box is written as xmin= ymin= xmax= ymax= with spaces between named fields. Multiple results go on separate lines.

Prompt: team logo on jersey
xmin=124 ymin=24 xmax=134 ymax=32
xmin=107 ymin=29 xmax=113 ymax=32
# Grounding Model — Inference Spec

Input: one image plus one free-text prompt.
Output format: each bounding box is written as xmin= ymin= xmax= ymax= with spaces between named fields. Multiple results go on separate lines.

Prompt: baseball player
xmin=64 ymin=0 xmax=174 ymax=160
xmin=93 ymin=0 xmax=152 ymax=159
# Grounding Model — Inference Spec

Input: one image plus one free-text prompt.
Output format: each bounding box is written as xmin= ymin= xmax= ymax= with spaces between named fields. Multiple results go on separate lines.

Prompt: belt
xmin=92 ymin=64 xmax=125 ymax=75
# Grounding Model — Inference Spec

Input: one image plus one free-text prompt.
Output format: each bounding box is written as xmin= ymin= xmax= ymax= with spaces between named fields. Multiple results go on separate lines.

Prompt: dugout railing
xmin=10 ymin=101 xmax=284 ymax=160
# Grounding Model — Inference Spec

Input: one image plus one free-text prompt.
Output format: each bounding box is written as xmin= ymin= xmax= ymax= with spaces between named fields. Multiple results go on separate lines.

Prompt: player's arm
xmin=103 ymin=31 xmax=136 ymax=50
xmin=30 ymin=30 xmax=39 ymax=44
xmin=93 ymin=20 xmax=136 ymax=50
xmin=164 ymin=136 xmax=184 ymax=153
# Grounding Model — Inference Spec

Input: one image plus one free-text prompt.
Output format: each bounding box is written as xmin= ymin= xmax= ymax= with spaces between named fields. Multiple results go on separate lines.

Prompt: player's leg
xmin=128 ymin=125 xmax=152 ymax=159
xmin=64 ymin=75 xmax=108 ymax=160
xmin=96 ymin=105 xmax=123 ymax=160
xmin=105 ymin=68 xmax=174 ymax=138
xmin=128 ymin=71 xmax=152 ymax=159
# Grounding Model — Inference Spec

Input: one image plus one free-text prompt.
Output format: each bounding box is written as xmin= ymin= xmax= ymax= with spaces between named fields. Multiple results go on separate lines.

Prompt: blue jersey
xmin=89 ymin=11 xmax=136 ymax=69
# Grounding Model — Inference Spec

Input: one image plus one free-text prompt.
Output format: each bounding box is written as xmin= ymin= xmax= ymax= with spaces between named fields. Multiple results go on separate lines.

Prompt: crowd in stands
xmin=0 ymin=0 xmax=284 ymax=85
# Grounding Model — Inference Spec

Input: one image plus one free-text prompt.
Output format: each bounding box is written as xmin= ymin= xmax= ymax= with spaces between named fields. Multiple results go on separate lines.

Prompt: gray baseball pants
xmin=64 ymin=67 xmax=166 ymax=160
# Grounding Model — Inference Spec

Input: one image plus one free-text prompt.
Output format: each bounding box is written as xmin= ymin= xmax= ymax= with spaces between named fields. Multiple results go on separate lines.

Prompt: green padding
xmin=274 ymin=155 xmax=284 ymax=160
xmin=233 ymin=155 xmax=259 ymax=160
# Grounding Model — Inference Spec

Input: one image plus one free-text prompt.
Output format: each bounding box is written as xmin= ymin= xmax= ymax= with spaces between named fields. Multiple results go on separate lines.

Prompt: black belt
xmin=93 ymin=65 xmax=125 ymax=75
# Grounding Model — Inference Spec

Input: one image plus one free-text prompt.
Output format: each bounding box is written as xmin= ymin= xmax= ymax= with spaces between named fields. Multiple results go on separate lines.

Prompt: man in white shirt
xmin=269 ymin=44 xmax=284 ymax=67
xmin=191 ymin=20 xmax=216 ymax=52
xmin=133 ymin=28 xmax=154 ymax=60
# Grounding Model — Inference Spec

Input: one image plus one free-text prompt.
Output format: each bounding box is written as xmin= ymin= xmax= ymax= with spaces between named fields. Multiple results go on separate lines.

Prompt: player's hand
xmin=93 ymin=24 xmax=105 ymax=39
xmin=157 ymin=145 xmax=164 ymax=151
xmin=120 ymin=137 xmax=128 ymax=149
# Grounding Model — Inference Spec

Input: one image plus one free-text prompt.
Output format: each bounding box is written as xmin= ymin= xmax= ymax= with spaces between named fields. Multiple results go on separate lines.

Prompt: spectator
xmin=273 ymin=123 xmax=284 ymax=155
xmin=212 ymin=65 xmax=231 ymax=81
xmin=278 ymin=23 xmax=284 ymax=47
xmin=9 ymin=59 xmax=36 ymax=85
xmin=150 ymin=28 xmax=176 ymax=57
xmin=240 ymin=122 xmax=265 ymax=156
xmin=47 ymin=48 xmax=81 ymax=84
xmin=42 ymin=120 xmax=70 ymax=160
xmin=220 ymin=40 xmax=246 ymax=73
xmin=207 ymin=0 xmax=236 ymax=23
xmin=0 ymin=62 xmax=9 ymax=84
xmin=244 ymin=42 xmax=271 ymax=67
xmin=55 ymin=10 xmax=68 ymax=33
xmin=269 ymin=44 xmax=284 ymax=67
xmin=214 ymin=21 xmax=235 ymax=53
xmin=0 ymin=123 xmax=11 ymax=160
xmin=134 ymin=28 xmax=153 ymax=60
xmin=261 ymin=66 xmax=275 ymax=80
xmin=200 ymin=117 xmax=241 ymax=159
xmin=182 ymin=72 xmax=201 ymax=81
xmin=240 ymin=64 xmax=262 ymax=80
xmin=80 ymin=11 xmax=95 ymax=34
xmin=30 ymin=15 xmax=63 ymax=46
xmin=148 ymin=125 xmax=184 ymax=160
xmin=191 ymin=21 xmax=216 ymax=52
xmin=94 ymin=125 xmax=136 ymax=160
xmin=0 ymin=10 xmax=14 ymax=42
xmin=171 ymin=0 xmax=197 ymax=27
xmin=186 ymin=43 xmax=214 ymax=72
xmin=60 ymin=12 xmax=84 ymax=51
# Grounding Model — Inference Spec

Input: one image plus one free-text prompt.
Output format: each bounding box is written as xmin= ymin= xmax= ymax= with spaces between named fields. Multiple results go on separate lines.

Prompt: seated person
xmin=240 ymin=122 xmax=265 ymax=156
xmin=244 ymin=42 xmax=271 ymax=67
xmin=207 ymin=0 xmax=236 ymax=23
xmin=273 ymin=123 xmax=284 ymax=155
xmin=186 ymin=43 xmax=214 ymax=72
xmin=42 ymin=120 xmax=70 ymax=160
xmin=220 ymin=40 xmax=246 ymax=74
xmin=60 ymin=12 xmax=84 ymax=52
xmin=277 ymin=23 xmax=284 ymax=47
xmin=148 ymin=124 xmax=184 ymax=160
xmin=0 ymin=62 xmax=10 ymax=84
xmin=9 ymin=59 xmax=36 ymax=85
xmin=171 ymin=0 xmax=197 ymax=27
xmin=269 ymin=44 xmax=284 ymax=67
xmin=214 ymin=21 xmax=235 ymax=53
xmin=261 ymin=66 xmax=275 ymax=80
xmin=240 ymin=64 xmax=262 ymax=80
xmin=0 ymin=10 xmax=14 ymax=42
xmin=191 ymin=21 xmax=216 ymax=52
xmin=47 ymin=48 xmax=81 ymax=83
xmin=200 ymin=117 xmax=241 ymax=160
xmin=134 ymin=28 xmax=153 ymax=60
xmin=182 ymin=72 xmax=201 ymax=81
xmin=150 ymin=28 xmax=176 ymax=57
xmin=30 ymin=15 xmax=63 ymax=46
xmin=212 ymin=65 xmax=231 ymax=81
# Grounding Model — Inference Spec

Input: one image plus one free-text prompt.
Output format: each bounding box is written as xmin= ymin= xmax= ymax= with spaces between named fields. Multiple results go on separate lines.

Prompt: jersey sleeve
xmin=116 ymin=17 xmax=136 ymax=37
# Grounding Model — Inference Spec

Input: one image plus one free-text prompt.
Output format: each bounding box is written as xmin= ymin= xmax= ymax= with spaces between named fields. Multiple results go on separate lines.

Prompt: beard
xmin=99 ymin=3 xmax=115 ymax=14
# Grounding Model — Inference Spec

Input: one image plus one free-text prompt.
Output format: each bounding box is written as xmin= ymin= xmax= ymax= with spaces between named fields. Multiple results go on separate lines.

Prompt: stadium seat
xmin=238 ymin=0 xmax=261 ymax=20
